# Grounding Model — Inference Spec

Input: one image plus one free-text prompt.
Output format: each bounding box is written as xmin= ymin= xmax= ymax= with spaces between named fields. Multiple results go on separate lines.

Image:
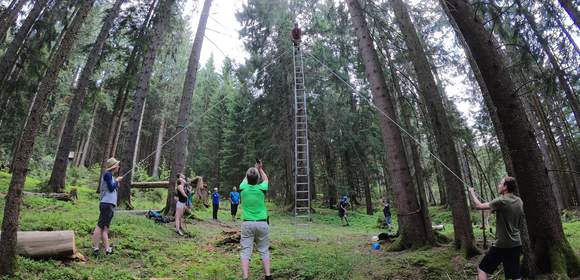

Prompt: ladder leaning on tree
xmin=292 ymin=44 xmax=313 ymax=239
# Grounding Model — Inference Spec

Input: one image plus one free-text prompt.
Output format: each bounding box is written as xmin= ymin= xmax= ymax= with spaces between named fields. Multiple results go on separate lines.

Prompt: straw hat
xmin=105 ymin=158 xmax=120 ymax=170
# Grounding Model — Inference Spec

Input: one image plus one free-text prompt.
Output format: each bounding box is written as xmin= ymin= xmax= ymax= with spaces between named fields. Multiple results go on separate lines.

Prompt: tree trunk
xmin=391 ymin=0 xmax=477 ymax=256
xmin=80 ymin=105 xmax=98 ymax=168
xmin=0 ymin=0 xmax=27 ymax=42
xmin=48 ymin=0 xmax=125 ymax=192
xmin=323 ymin=142 xmax=337 ymax=208
xmin=0 ymin=0 xmax=48 ymax=88
xmin=152 ymin=117 xmax=165 ymax=178
xmin=517 ymin=0 xmax=580 ymax=128
xmin=441 ymin=1 xmax=516 ymax=176
xmin=131 ymin=98 xmax=147 ymax=178
xmin=0 ymin=0 xmax=95 ymax=275
xmin=346 ymin=0 xmax=435 ymax=248
xmin=521 ymin=95 xmax=566 ymax=210
xmin=118 ymin=0 xmax=175 ymax=209
xmin=558 ymin=0 xmax=580 ymax=29
xmin=165 ymin=0 xmax=212 ymax=216
xmin=440 ymin=0 xmax=580 ymax=276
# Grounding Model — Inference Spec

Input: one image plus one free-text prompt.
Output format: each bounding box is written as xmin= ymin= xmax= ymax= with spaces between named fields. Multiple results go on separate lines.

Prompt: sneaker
xmin=92 ymin=249 xmax=99 ymax=257
xmin=105 ymin=248 xmax=113 ymax=255
xmin=176 ymin=229 xmax=184 ymax=236
xmin=265 ymin=275 xmax=273 ymax=280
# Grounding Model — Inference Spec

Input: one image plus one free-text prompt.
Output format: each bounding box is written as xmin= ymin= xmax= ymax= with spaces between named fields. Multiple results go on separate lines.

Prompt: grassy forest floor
xmin=0 ymin=170 xmax=579 ymax=280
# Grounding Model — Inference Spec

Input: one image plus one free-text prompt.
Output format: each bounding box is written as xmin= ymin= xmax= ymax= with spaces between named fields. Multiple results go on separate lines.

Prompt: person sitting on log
xmin=92 ymin=158 xmax=123 ymax=257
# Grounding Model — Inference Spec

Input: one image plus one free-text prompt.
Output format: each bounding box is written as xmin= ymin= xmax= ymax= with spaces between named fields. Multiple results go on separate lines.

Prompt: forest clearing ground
xmin=0 ymin=170 xmax=579 ymax=279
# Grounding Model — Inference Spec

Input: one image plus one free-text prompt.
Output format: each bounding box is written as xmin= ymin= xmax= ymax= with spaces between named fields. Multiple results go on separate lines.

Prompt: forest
xmin=0 ymin=0 xmax=579 ymax=279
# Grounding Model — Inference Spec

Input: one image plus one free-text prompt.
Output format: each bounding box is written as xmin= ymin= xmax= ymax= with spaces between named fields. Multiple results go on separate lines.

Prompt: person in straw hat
xmin=92 ymin=157 xmax=123 ymax=257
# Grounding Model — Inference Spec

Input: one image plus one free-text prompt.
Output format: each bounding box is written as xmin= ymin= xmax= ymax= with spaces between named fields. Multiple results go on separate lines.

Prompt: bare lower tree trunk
xmin=440 ymin=0 xmax=580 ymax=276
xmin=131 ymin=98 xmax=147 ymax=178
xmin=152 ymin=118 xmax=165 ymax=178
xmin=347 ymin=0 xmax=435 ymax=248
xmin=48 ymin=0 xmax=125 ymax=192
xmin=522 ymin=95 xmax=565 ymax=210
xmin=80 ymin=104 xmax=98 ymax=167
xmin=0 ymin=0 xmax=95 ymax=275
xmin=166 ymin=0 xmax=212 ymax=216
xmin=391 ymin=0 xmax=477 ymax=256
xmin=0 ymin=0 xmax=27 ymax=42
xmin=118 ymin=0 xmax=174 ymax=209
xmin=0 ymin=0 xmax=48 ymax=88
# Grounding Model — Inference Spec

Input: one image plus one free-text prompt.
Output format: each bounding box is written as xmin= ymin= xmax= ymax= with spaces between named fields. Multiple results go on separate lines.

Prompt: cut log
xmin=131 ymin=181 xmax=170 ymax=188
xmin=0 ymin=231 xmax=77 ymax=258
xmin=23 ymin=191 xmax=74 ymax=201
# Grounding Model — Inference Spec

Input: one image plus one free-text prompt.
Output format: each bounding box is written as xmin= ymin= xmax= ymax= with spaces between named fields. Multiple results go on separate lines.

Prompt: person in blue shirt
xmin=229 ymin=186 xmax=240 ymax=221
xmin=92 ymin=158 xmax=123 ymax=257
xmin=212 ymin=187 xmax=220 ymax=220
xmin=338 ymin=195 xmax=350 ymax=226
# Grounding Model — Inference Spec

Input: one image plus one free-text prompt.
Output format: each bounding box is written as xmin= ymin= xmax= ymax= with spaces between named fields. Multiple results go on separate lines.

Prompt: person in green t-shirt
xmin=239 ymin=160 xmax=272 ymax=280
xmin=469 ymin=176 xmax=524 ymax=280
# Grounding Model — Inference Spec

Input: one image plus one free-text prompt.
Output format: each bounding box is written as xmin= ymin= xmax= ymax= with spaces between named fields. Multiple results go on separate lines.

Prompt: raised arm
xmin=257 ymin=164 xmax=268 ymax=183
xmin=469 ymin=187 xmax=490 ymax=210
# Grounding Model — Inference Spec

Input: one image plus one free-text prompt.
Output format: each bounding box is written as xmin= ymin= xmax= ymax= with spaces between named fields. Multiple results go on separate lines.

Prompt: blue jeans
xmin=385 ymin=216 xmax=392 ymax=226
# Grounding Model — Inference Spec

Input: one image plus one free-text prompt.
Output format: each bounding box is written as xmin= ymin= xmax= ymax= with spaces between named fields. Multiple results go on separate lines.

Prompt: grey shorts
xmin=240 ymin=221 xmax=269 ymax=260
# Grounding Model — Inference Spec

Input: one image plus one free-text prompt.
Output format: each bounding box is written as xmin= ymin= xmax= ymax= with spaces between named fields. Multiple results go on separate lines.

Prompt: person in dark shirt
xmin=212 ymin=187 xmax=220 ymax=221
xmin=383 ymin=198 xmax=392 ymax=229
xmin=291 ymin=22 xmax=301 ymax=46
xmin=175 ymin=173 xmax=188 ymax=236
xmin=338 ymin=195 xmax=350 ymax=226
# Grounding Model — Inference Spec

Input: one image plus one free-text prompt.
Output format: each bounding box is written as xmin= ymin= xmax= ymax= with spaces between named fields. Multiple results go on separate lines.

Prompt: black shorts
xmin=97 ymin=203 xmax=115 ymax=229
xmin=479 ymin=246 xmax=521 ymax=279
xmin=338 ymin=209 xmax=346 ymax=218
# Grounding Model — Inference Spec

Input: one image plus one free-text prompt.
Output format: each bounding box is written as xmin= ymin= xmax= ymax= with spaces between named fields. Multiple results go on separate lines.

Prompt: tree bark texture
xmin=391 ymin=0 xmax=477 ymax=256
xmin=0 ymin=0 xmax=27 ymax=42
xmin=118 ymin=0 xmax=175 ymax=208
xmin=439 ymin=0 xmax=580 ymax=276
xmin=48 ymin=0 xmax=125 ymax=192
xmin=152 ymin=118 xmax=165 ymax=178
xmin=346 ymin=0 xmax=435 ymax=248
xmin=165 ymin=0 xmax=212 ymax=216
xmin=0 ymin=0 xmax=95 ymax=275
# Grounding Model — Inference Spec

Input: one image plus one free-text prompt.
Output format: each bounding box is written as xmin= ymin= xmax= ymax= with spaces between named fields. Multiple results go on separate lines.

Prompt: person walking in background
xmin=338 ymin=195 xmax=350 ymax=226
xmin=469 ymin=176 xmax=524 ymax=280
xmin=175 ymin=173 xmax=188 ymax=236
xmin=239 ymin=160 xmax=272 ymax=280
xmin=212 ymin=187 xmax=220 ymax=221
xmin=230 ymin=186 xmax=240 ymax=221
xmin=383 ymin=198 xmax=392 ymax=230
xmin=92 ymin=158 xmax=122 ymax=257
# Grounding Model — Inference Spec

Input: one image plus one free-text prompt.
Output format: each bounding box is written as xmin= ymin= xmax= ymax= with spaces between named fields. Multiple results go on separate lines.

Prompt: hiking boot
xmin=92 ymin=249 xmax=99 ymax=257
xmin=105 ymin=247 xmax=113 ymax=255
xmin=265 ymin=275 xmax=273 ymax=280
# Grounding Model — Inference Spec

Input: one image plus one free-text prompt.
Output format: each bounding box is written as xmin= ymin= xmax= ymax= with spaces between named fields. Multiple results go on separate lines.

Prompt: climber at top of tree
xmin=291 ymin=22 xmax=301 ymax=46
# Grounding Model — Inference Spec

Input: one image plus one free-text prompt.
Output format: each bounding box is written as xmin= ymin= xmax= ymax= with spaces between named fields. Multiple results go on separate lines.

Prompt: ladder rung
xmin=296 ymin=207 xmax=310 ymax=210
xmin=296 ymin=198 xmax=309 ymax=201
xmin=296 ymin=191 xmax=309 ymax=193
